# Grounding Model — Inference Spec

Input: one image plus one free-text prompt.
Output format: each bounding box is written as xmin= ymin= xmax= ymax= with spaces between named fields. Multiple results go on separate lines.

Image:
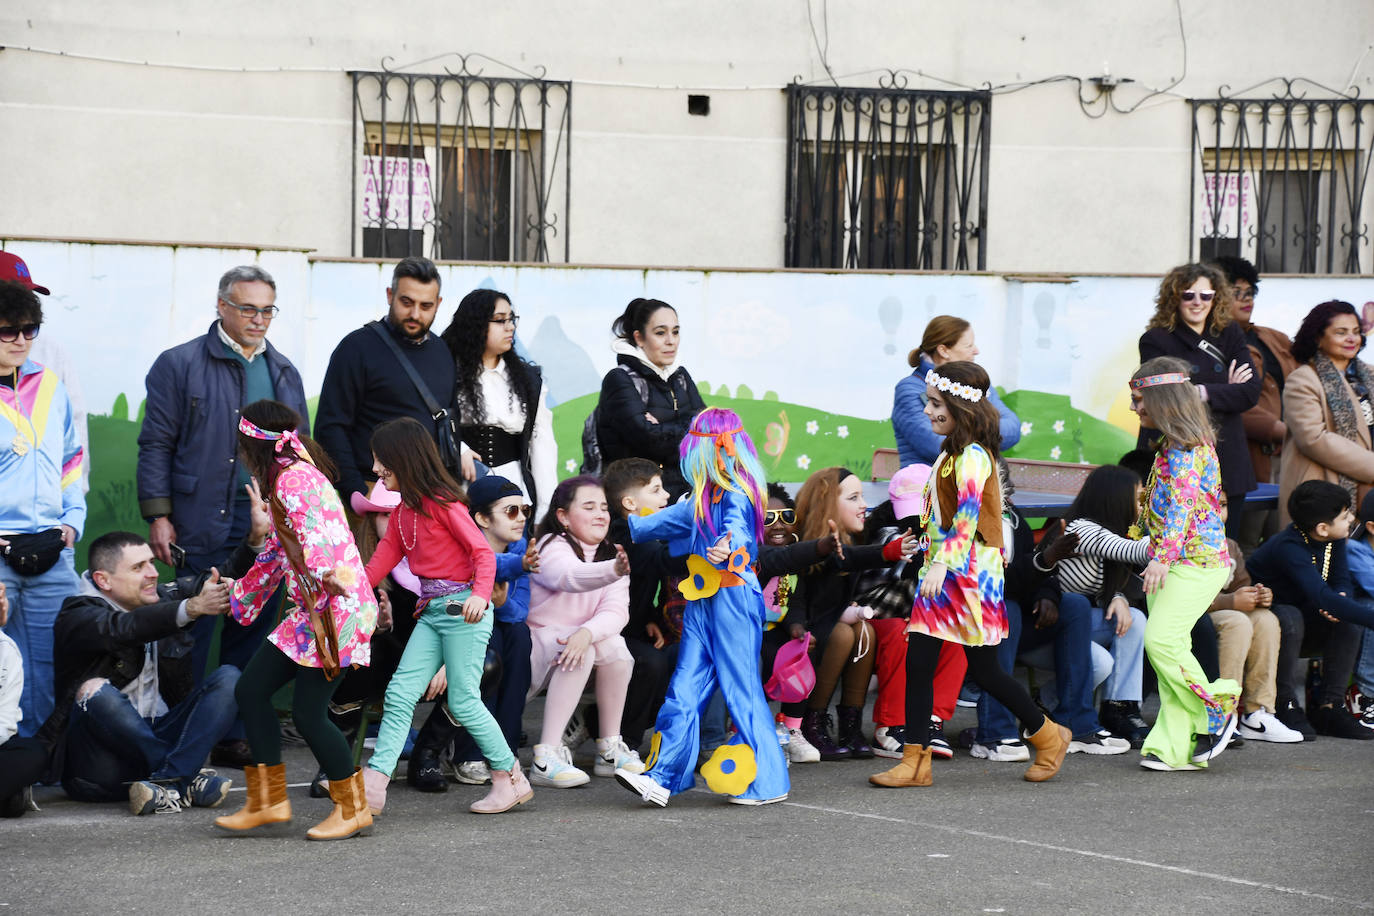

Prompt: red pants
xmin=872 ymin=618 xmax=966 ymax=726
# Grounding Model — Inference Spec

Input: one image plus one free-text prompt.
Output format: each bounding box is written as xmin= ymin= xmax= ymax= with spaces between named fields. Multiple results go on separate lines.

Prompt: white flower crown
xmin=925 ymin=369 xmax=985 ymax=403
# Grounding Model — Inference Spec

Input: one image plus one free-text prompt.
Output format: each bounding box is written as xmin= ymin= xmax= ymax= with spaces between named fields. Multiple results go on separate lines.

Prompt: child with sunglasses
xmin=1138 ymin=263 xmax=1260 ymax=536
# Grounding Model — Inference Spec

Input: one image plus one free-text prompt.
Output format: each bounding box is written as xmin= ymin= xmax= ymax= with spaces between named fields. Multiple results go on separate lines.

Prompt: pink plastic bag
xmin=764 ymin=634 xmax=816 ymax=703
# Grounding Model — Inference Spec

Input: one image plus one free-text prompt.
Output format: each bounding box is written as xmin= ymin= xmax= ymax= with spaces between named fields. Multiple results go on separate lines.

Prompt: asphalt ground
xmin=4 ymin=700 xmax=1373 ymax=916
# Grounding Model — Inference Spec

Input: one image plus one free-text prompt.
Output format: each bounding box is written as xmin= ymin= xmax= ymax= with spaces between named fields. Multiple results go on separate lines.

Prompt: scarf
xmin=1311 ymin=352 xmax=1374 ymax=502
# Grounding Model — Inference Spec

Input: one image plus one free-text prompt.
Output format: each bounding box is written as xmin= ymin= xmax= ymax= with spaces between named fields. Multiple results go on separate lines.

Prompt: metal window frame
xmin=785 ymin=78 xmax=991 ymax=271
xmin=1190 ymin=80 xmax=1374 ymax=274
xmin=350 ymin=57 xmax=571 ymax=263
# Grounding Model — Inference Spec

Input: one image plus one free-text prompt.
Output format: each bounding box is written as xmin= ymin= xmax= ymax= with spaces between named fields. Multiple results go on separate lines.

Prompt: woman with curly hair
xmin=439 ymin=288 xmax=556 ymax=518
xmin=1138 ymin=263 xmax=1261 ymax=533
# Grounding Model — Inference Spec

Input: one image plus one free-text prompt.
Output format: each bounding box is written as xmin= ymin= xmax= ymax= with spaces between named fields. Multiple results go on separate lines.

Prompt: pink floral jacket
xmin=230 ymin=461 xmax=378 ymax=669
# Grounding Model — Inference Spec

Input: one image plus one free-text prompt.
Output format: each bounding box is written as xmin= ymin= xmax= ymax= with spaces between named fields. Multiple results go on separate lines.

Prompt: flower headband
xmin=238 ymin=415 xmax=312 ymax=462
xmin=925 ymin=369 xmax=984 ymax=403
xmin=1130 ymin=372 xmax=1190 ymax=390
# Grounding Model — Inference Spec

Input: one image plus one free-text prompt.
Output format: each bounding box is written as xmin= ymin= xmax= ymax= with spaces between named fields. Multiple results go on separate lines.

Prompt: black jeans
xmin=0 ymin=735 xmax=48 ymax=808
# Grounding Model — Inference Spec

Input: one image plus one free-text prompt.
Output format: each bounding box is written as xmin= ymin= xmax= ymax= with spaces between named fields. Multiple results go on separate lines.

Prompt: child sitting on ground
xmin=1247 ymin=480 xmax=1374 ymax=740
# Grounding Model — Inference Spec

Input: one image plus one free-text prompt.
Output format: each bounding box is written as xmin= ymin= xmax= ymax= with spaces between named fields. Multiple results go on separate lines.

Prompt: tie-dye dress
xmin=906 ymin=443 xmax=1007 ymax=646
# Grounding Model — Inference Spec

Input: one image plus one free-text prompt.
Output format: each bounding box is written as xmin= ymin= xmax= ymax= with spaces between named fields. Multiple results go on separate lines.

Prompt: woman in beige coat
xmin=1278 ymin=300 xmax=1374 ymax=526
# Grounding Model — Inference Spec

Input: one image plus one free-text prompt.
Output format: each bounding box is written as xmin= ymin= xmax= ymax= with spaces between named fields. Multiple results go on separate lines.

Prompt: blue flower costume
xmin=628 ymin=488 xmax=790 ymax=802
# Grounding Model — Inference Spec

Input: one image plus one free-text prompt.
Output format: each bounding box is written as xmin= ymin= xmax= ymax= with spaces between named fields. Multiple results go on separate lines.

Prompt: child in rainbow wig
xmin=614 ymin=408 xmax=790 ymax=806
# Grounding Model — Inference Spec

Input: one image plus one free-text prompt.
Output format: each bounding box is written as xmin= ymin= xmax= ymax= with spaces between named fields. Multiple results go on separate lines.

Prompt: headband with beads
xmin=925 ymin=369 xmax=984 ymax=403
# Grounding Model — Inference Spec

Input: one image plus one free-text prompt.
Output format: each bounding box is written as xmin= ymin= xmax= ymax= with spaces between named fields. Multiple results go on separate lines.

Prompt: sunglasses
xmin=0 ymin=324 xmax=40 ymax=343
xmin=764 ymin=508 xmax=796 ymax=526
xmin=494 ymin=503 xmax=532 ymax=520
xmin=1179 ymin=291 xmax=1215 ymax=303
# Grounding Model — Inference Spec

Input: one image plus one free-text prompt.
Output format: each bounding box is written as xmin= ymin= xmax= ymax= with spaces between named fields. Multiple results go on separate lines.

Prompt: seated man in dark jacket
xmin=36 ymin=529 xmax=258 ymax=815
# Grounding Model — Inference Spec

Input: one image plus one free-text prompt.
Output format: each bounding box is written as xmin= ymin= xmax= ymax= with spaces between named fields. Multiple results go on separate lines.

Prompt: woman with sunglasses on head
xmin=440 ymin=289 xmax=556 ymax=519
xmin=1138 ymin=263 xmax=1261 ymax=536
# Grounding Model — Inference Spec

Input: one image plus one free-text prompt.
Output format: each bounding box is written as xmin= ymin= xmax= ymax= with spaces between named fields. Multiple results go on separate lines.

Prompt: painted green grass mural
xmin=1000 ymin=390 xmax=1135 ymax=466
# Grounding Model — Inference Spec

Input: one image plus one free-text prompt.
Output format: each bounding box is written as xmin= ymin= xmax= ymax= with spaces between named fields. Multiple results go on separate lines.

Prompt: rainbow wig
xmin=679 ymin=407 xmax=767 ymax=535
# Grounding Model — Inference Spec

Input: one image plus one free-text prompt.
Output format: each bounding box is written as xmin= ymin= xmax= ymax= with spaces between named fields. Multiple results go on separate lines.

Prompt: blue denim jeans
xmin=62 ymin=664 xmax=240 ymax=801
xmin=1 ymin=547 xmax=81 ymax=736
xmin=1354 ymin=599 xmax=1374 ymax=695
xmin=976 ymin=598 xmax=1024 ymax=744
xmin=1014 ymin=591 xmax=1100 ymax=737
xmin=1089 ymin=599 xmax=1147 ymax=703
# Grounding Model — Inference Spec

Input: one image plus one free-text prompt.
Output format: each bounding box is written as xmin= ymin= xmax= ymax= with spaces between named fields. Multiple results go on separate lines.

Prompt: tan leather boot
xmin=306 ymin=768 xmax=373 ymax=841
xmin=1024 ymin=718 xmax=1072 ymax=782
xmin=470 ymin=760 xmax=535 ymax=814
xmin=215 ymin=763 xmax=292 ymax=833
xmin=868 ymin=745 xmax=933 ymax=787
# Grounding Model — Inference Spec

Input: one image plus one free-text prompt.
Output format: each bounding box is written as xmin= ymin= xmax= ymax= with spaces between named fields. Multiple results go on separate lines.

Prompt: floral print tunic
xmin=907 ymin=444 xmax=1007 ymax=646
xmin=230 ymin=460 xmax=378 ymax=669
xmin=1142 ymin=445 xmax=1230 ymax=569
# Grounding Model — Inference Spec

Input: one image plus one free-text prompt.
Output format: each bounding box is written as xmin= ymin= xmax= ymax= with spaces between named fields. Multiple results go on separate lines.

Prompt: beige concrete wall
xmin=2 ymin=1 xmax=1371 ymax=272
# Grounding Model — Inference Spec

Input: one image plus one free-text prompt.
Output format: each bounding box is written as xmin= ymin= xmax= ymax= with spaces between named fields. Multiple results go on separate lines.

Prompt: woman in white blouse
xmin=440 ymin=289 xmax=557 ymax=518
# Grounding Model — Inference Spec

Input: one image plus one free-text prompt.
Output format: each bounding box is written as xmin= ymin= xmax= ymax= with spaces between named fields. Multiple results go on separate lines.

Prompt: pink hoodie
xmin=527 ymin=536 xmax=628 ymax=641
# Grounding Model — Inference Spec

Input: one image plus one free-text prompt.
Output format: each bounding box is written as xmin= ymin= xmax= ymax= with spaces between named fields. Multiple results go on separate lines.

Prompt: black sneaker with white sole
xmin=1190 ymin=711 xmax=1238 ymax=763
xmin=1068 ymin=730 xmax=1131 ymax=755
xmin=928 ymin=717 xmax=953 ymax=760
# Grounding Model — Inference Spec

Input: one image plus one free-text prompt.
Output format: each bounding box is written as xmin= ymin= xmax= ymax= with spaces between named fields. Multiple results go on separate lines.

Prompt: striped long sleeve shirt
xmin=1045 ymin=518 xmax=1148 ymax=602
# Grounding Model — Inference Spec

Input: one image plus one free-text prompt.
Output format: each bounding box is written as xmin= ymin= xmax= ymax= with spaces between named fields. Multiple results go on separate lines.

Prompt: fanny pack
xmin=1 ymin=528 xmax=66 ymax=576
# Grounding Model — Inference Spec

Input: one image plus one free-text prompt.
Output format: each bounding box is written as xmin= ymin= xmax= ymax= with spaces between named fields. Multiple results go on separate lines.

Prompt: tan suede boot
xmin=868 ymin=745 xmax=933 ymax=787
xmin=469 ymin=760 xmax=535 ymax=814
xmin=1024 ymin=718 xmax=1072 ymax=782
xmin=306 ymin=768 xmax=374 ymax=840
xmin=215 ymin=763 xmax=292 ymax=833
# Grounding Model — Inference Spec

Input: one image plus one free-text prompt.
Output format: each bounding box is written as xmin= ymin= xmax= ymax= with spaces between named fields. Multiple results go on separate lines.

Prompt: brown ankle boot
xmin=215 ymin=763 xmax=292 ymax=833
xmin=1024 ymin=718 xmax=1072 ymax=782
xmin=306 ymin=768 xmax=373 ymax=841
xmin=868 ymin=745 xmax=933 ymax=787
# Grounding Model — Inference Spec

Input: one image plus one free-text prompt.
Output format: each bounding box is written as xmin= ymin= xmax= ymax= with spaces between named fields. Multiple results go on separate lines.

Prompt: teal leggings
xmin=367 ymin=596 xmax=515 ymax=775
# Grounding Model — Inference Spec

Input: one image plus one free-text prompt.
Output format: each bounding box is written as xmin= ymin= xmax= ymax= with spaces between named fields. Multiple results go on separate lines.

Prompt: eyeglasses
xmin=220 ymin=297 xmax=280 ymax=319
xmin=764 ymin=508 xmax=796 ymax=526
xmin=0 ymin=324 xmax=39 ymax=343
xmin=490 ymin=314 xmax=519 ymax=328
xmin=1233 ymin=288 xmax=1255 ymax=302
xmin=1179 ymin=291 xmax=1215 ymax=303
xmin=497 ymin=503 xmax=532 ymax=520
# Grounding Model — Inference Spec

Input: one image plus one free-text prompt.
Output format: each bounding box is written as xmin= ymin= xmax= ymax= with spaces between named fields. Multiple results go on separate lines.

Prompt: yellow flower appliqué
xmin=700 ymin=742 xmax=757 ymax=796
xmin=679 ymin=554 xmax=745 ymax=601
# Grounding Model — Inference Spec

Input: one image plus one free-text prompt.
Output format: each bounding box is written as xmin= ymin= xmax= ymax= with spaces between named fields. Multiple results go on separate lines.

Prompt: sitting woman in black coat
xmin=594 ymin=298 xmax=706 ymax=500
xmin=1137 ymin=262 xmax=1261 ymax=535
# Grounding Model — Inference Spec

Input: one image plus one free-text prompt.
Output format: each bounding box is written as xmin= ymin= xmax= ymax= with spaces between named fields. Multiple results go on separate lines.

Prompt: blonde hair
xmin=908 ymin=315 xmax=971 ymax=368
xmin=1131 ymin=356 xmax=1215 ymax=449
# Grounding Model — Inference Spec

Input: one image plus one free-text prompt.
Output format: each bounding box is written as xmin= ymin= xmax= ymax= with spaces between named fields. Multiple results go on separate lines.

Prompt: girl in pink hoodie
xmin=526 ymin=475 xmax=644 ymax=787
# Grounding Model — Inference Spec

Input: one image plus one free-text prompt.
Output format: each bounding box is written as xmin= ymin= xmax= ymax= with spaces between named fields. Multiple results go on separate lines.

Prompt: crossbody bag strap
xmin=368 ymin=321 xmax=446 ymax=419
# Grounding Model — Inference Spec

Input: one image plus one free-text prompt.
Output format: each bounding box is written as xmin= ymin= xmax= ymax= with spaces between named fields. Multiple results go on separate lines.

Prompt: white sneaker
xmin=530 ymin=744 xmax=590 ymax=787
xmin=1068 ymin=730 xmax=1131 ymax=755
xmin=1239 ymin=709 xmax=1304 ymax=743
xmin=872 ymin=726 xmax=905 ymax=759
xmin=785 ymin=728 xmax=821 ymax=763
xmin=970 ymin=739 xmax=1030 ymax=762
xmin=615 ymin=768 xmax=670 ymax=807
xmin=725 ymin=793 xmax=789 ymax=806
xmin=595 ymin=736 xmax=645 ymax=777
xmin=454 ymin=760 xmax=492 ymax=785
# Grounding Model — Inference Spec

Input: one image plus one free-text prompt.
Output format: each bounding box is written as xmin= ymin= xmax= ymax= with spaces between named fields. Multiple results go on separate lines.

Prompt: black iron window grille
xmin=1192 ymin=81 xmax=1374 ymax=274
xmin=785 ymin=78 xmax=991 ymax=270
xmin=350 ymin=56 xmax=571 ymax=262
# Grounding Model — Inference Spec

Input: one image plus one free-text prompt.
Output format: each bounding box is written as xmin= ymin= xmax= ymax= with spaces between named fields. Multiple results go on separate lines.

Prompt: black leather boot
xmin=836 ymin=705 xmax=874 ymax=758
xmin=801 ymin=708 xmax=851 ymax=760
xmin=406 ymin=746 xmax=448 ymax=792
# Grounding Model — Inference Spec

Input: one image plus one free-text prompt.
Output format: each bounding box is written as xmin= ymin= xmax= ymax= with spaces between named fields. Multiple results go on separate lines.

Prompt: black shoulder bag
xmin=367 ymin=321 xmax=464 ymax=475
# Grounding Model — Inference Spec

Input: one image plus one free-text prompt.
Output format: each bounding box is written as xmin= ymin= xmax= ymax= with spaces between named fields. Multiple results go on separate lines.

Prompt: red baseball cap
xmin=0 ymin=252 xmax=50 ymax=295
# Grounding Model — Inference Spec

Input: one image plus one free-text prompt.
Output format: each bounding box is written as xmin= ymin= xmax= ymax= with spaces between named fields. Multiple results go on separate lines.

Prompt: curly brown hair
xmin=1146 ymin=262 xmax=1234 ymax=336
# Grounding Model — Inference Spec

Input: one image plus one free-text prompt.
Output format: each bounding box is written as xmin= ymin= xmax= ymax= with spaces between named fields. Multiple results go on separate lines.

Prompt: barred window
xmin=350 ymin=64 xmax=571 ymax=262
xmin=785 ymin=81 xmax=990 ymax=270
xmin=1192 ymin=87 xmax=1374 ymax=274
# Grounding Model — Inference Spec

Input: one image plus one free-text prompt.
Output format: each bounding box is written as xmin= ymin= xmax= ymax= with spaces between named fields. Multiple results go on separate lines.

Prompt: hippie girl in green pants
xmin=1129 ymin=357 xmax=1242 ymax=772
xmin=327 ymin=417 xmax=534 ymax=816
